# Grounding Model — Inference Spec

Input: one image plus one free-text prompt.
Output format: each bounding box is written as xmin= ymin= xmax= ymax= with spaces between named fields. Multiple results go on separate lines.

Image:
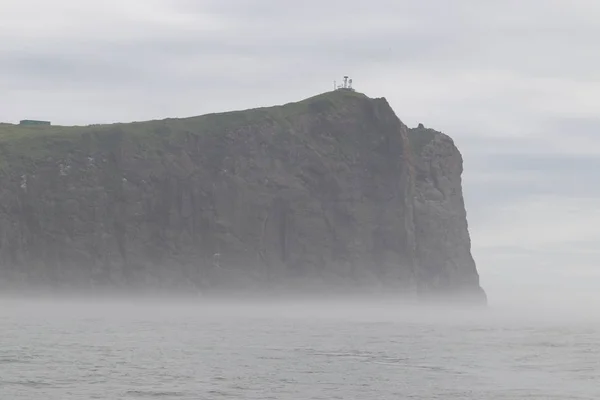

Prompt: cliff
xmin=0 ymin=91 xmax=486 ymax=302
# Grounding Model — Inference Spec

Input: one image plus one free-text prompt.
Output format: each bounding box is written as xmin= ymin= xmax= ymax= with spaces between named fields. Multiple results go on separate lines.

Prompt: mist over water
xmin=2 ymin=293 xmax=599 ymax=400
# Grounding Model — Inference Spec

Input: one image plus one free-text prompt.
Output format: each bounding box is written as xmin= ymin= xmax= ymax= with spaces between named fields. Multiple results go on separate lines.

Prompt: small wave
xmin=125 ymin=390 xmax=186 ymax=398
xmin=206 ymin=389 xmax=236 ymax=397
xmin=302 ymin=350 xmax=373 ymax=359
xmin=0 ymin=357 xmax=27 ymax=364
xmin=4 ymin=380 xmax=54 ymax=388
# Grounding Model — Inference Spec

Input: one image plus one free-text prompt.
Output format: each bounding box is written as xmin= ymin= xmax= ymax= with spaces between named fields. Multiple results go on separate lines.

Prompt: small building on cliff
xmin=19 ymin=119 xmax=51 ymax=126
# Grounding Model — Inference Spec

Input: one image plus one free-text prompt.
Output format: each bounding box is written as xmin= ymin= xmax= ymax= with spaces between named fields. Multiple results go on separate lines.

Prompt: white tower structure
xmin=334 ymin=75 xmax=356 ymax=92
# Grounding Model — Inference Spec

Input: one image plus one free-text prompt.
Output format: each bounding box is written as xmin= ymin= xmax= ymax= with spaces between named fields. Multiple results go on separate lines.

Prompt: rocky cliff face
xmin=0 ymin=91 xmax=485 ymax=302
xmin=408 ymin=124 xmax=485 ymax=302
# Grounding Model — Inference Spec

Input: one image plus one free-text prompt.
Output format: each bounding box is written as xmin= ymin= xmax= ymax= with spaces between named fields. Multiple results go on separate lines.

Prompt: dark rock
xmin=0 ymin=90 xmax=485 ymax=303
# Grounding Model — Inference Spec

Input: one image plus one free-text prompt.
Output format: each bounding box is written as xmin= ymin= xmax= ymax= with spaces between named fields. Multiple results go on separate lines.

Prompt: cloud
xmin=2 ymin=0 xmax=599 ymax=127
xmin=472 ymin=196 xmax=600 ymax=249
xmin=1 ymin=0 xmax=599 ymax=304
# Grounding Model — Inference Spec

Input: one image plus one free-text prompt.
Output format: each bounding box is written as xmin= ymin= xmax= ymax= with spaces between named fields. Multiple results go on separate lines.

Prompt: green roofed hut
xmin=19 ymin=120 xmax=51 ymax=126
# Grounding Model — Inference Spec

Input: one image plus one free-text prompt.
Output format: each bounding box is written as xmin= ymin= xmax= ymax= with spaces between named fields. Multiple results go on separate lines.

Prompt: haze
xmin=1 ymin=2 xmax=599 ymax=397
xmin=2 ymin=0 xmax=598 ymax=306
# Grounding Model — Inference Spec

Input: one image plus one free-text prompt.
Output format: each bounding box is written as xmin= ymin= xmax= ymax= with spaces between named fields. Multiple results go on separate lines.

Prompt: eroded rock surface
xmin=0 ymin=91 xmax=485 ymax=302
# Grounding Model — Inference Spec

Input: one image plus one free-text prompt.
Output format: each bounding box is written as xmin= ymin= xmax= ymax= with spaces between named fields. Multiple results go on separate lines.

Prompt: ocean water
xmin=1 ymin=297 xmax=599 ymax=399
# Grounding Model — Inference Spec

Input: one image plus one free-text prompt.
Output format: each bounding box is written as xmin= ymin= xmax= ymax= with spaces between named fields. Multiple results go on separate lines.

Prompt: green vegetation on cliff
xmin=0 ymin=90 xmax=485 ymax=303
xmin=0 ymin=90 xmax=369 ymax=174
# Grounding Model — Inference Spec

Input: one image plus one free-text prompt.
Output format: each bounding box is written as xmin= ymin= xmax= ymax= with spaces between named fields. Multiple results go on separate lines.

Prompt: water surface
xmin=1 ymin=298 xmax=598 ymax=399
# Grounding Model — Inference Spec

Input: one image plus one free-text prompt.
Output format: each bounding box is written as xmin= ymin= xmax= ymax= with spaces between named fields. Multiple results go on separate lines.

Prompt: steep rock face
xmin=0 ymin=91 xmax=485 ymax=301
xmin=408 ymin=125 xmax=486 ymax=302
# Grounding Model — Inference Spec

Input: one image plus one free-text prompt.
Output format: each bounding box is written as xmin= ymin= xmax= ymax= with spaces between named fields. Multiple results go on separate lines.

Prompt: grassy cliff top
xmin=1 ymin=90 xmax=369 ymax=139
xmin=0 ymin=90 xmax=372 ymax=172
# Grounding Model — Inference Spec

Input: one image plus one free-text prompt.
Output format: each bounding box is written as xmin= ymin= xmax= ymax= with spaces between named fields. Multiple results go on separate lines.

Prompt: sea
xmin=1 ymin=296 xmax=599 ymax=399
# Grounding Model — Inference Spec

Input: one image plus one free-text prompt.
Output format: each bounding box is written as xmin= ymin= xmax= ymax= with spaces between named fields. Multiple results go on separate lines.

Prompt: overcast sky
xmin=1 ymin=0 xmax=598 ymax=304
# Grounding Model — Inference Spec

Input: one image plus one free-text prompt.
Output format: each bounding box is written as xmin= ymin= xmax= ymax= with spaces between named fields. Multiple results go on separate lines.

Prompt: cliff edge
xmin=0 ymin=91 xmax=485 ymax=302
